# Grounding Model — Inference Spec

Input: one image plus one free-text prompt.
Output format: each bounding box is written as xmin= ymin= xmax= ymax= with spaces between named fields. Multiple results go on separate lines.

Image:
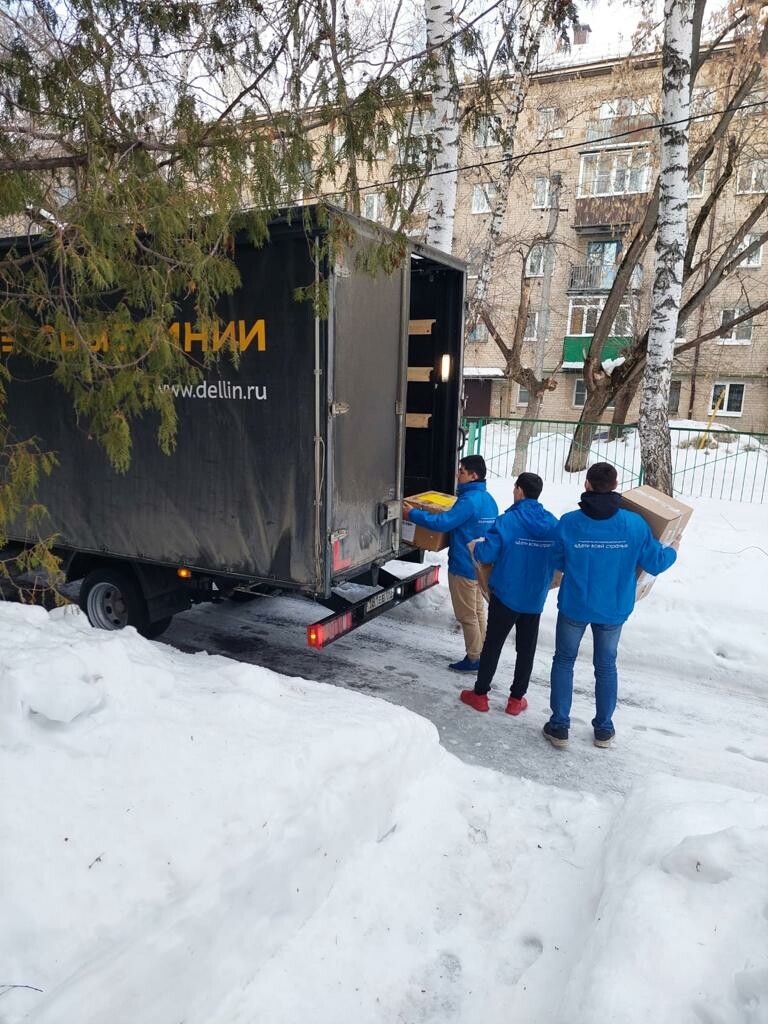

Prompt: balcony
xmin=584 ymin=114 xmax=655 ymax=146
xmin=568 ymin=263 xmax=643 ymax=292
xmin=562 ymin=335 xmax=631 ymax=369
xmin=573 ymin=194 xmax=648 ymax=232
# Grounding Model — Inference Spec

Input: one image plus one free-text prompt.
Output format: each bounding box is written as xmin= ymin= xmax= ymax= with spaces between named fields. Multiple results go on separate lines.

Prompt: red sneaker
xmin=459 ymin=690 xmax=489 ymax=712
xmin=505 ymin=696 xmax=528 ymax=716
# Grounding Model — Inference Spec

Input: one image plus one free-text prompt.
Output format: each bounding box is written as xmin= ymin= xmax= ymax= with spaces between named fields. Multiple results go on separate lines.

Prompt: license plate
xmin=364 ymin=587 xmax=396 ymax=614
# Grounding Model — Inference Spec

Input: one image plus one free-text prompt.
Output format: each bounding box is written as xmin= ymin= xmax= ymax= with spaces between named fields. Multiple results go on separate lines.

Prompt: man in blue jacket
xmin=403 ymin=455 xmax=498 ymax=672
xmin=459 ymin=472 xmax=559 ymax=714
xmin=544 ymin=462 xmax=678 ymax=750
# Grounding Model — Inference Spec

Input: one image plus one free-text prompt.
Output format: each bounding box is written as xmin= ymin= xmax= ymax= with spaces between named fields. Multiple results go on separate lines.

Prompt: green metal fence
xmin=462 ymin=417 xmax=768 ymax=503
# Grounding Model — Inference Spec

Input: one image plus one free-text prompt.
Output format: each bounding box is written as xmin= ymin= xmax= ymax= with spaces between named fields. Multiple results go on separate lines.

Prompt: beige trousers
xmin=448 ymin=572 xmax=487 ymax=662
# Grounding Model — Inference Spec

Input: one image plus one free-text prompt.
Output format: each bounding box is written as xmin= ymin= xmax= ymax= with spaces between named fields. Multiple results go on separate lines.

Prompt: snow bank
xmin=563 ymin=777 xmax=768 ymax=1024
xmin=2 ymin=602 xmax=767 ymax=1023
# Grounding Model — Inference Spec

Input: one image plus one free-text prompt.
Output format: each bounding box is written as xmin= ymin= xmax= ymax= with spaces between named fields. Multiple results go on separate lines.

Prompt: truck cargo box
xmin=2 ymin=205 xmax=467 ymax=641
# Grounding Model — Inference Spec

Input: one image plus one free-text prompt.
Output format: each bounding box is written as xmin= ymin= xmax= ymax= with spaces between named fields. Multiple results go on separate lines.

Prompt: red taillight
xmin=307 ymin=610 xmax=353 ymax=648
xmin=414 ymin=565 xmax=440 ymax=592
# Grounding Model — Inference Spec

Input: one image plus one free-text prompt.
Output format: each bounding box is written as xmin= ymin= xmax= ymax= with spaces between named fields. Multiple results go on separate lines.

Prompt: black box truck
xmin=1 ymin=205 xmax=466 ymax=645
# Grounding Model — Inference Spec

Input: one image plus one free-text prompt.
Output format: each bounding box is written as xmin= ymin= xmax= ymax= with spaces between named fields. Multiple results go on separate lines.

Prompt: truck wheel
xmin=79 ymin=568 xmax=153 ymax=636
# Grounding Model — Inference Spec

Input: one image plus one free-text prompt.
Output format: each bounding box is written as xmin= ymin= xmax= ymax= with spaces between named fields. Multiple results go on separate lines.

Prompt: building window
xmin=691 ymin=87 xmax=716 ymax=116
xmin=404 ymin=181 xmax=429 ymax=214
xmin=710 ymin=382 xmax=745 ymax=416
xmin=568 ymin=295 xmax=632 ymax=336
xmin=737 ymin=159 xmax=768 ymax=195
xmin=467 ymin=323 xmax=489 ymax=343
xmin=537 ymin=107 xmax=564 ymax=139
xmin=579 ymin=148 xmax=651 ymax=197
xmin=471 ymin=183 xmax=496 ymax=214
xmin=532 ymin=176 xmax=552 ymax=209
xmin=598 ymin=96 xmax=651 ymax=120
xmin=736 ymin=233 xmax=763 ymax=268
xmin=719 ymin=308 xmax=752 ymax=344
xmin=668 ymin=379 xmax=681 ymax=415
xmin=473 ymin=115 xmax=499 ymax=148
xmin=688 ymin=166 xmax=707 ymax=198
xmin=524 ymin=311 xmax=539 ymax=340
xmin=517 ymin=384 xmax=530 ymax=405
xmin=525 ymin=244 xmax=547 ymax=277
xmin=332 ymin=134 xmax=345 ymax=158
xmin=573 ymin=377 xmax=615 ymax=408
xmin=363 ymin=192 xmax=385 ymax=222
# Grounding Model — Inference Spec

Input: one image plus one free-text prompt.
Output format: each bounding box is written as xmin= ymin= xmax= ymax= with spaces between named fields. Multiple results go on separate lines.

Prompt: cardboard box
xmin=401 ymin=490 xmax=456 ymax=552
xmin=620 ymin=485 xmax=693 ymax=600
xmin=473 ymin=559 xmax=561 ymax=601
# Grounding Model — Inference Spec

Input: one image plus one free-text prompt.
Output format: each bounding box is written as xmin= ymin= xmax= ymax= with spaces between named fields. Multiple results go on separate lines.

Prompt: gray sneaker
xmin=542 ymin=722 xmax=569 ymax=749
xmin=593 ymin=727 xmax=615 ymax=748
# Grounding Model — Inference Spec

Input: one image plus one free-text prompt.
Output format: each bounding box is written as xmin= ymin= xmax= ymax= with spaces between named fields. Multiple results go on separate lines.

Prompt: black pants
xmin=474 ymin=593 xmax=540 ymax=698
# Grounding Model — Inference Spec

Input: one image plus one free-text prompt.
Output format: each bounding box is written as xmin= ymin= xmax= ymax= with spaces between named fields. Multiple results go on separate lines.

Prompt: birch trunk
xmin=425 ymin=0 xmax=459 ymax=253
xmin=638 ymin=0 xmax=693 ymax=495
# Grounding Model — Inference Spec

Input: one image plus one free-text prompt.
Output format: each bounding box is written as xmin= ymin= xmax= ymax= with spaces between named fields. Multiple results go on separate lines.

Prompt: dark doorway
xmin=464 ymin=378 xmax=493 ymax=418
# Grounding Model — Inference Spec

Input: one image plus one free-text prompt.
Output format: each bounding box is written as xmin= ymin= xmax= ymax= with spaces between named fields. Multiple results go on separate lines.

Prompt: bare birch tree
xmin=638 ymin=0 xmax=694 ymax=493
xmin=425 ymin=0 xmax=461 ymax=251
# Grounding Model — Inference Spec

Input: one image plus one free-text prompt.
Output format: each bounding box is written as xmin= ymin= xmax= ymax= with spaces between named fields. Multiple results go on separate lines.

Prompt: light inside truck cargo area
xmin=414 ymin=565 xmax=439 ymax=591
xmin=307 ymin=611 xmax=353 ymax=648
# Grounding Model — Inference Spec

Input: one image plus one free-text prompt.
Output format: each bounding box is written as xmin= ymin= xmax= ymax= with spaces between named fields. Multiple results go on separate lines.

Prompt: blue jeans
xmin=549 ymin=613 xmax=623 ymax=732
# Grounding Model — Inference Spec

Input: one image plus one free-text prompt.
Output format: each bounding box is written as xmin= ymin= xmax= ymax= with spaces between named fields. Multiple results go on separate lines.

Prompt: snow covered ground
xmin=2 ymin=480 xmax=767 ymax=1023
xmin=472 ymin=419 xmax=768 ymax=503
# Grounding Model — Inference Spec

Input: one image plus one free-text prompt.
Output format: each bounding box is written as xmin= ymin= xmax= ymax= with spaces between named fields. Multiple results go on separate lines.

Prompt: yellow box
xmin=401 ymin=491 xmax=457 ymax=552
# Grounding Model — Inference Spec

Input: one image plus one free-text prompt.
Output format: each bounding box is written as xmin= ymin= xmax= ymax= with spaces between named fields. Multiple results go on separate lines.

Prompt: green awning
xmin=562 ymin=336 xmax=631 ymax=368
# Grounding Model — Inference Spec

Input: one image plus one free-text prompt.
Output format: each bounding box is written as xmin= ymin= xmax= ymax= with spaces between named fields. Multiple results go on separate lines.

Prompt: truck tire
xmin=79 ymin=568 xmax=169 ymax=639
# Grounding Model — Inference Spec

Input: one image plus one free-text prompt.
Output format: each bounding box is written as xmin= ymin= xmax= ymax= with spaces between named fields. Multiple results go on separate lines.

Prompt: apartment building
xmin=451 ymin=36 xmax=768 ymax=432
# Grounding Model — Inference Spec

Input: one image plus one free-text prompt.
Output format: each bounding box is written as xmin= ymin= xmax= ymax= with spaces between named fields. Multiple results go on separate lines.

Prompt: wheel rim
xmin=86 ymin=581 xmax=129 ymax=630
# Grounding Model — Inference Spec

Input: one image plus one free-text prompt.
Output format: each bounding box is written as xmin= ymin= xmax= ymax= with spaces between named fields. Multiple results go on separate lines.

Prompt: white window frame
xmin=537 ymin=107 xmax=564 ymax=140
xmin=525 ymin=244 xmax=547 ymax=277
xmin=578 ymin=147 xmax=651 ymax=198
xmin=532 ymin=176 xmax=552 ymax=209
xmin=573 ymin=376 xmax=615 ymax=409
xmin=363 ymin=192 xmax=385 ymax=222
xmin=568 ymin=295 xmax=632 ymax=336
xmin=718 ymin=308 xmax=753 ymax=345
xmin=517 ymin=384 xmax=531 ymax=406
xmin=598 ymin=97 xmax=648 ymax=120
xmin=709 ymin=382 xmax=745 ymax=417
xmin=692 ymin=87 xmax=715 ymax=116
xmin=524 ymin=310 xmax=539 ymax=340
xmin=471 ymin=183 xmax=496 ymax=214
xmin=467 ymin=323 xmax=489 ymax=344
xmin=473 ymin=115 xmax=498 ymax=148
xmin=736 ymin=233 xmax=763 ymax=269
xmin=688 ymin=166 xmax=706 ymax=199
xmin=332 ymin=134 xmax=345 ymax=158
xmin=737 ymin=159 xmax=768 ymax=195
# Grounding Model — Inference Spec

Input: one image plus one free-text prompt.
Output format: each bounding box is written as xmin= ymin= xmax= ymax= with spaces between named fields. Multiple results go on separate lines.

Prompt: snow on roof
xmin=463 ymin=366 xmax=504 ymax=377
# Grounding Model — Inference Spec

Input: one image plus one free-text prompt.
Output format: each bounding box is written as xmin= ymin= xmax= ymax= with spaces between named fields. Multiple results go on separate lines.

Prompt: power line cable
xmin=310 ymin=97 xmax=768 ymax=200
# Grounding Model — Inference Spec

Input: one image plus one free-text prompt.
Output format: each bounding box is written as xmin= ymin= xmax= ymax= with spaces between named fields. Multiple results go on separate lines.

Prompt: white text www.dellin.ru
xmin=160 ymin=381 xmax=267 ymax=401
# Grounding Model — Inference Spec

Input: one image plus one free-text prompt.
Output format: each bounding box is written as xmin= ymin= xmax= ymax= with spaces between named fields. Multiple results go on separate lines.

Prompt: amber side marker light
xmin=177 ymin=567 xmax=192 ymax=579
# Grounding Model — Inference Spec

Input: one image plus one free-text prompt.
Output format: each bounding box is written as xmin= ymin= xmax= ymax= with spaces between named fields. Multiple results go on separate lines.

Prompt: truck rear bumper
xmin=307 ymin=563 xmax=439 ymax=648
